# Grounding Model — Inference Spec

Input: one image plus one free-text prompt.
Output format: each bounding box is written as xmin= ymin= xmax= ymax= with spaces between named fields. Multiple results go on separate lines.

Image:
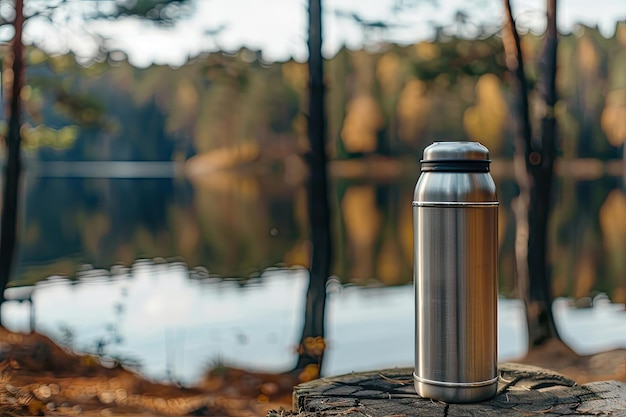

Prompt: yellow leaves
xmin=397 ymin=79 xmax=429 ymax=144
xmin=283 ymin=241 xmax=310 ymax=269
xmin=185 ymin=142 xmax=260 ymax=175
xmin=21 ymin=124 xmax=79 ymax=150
xmin=281 ymin=61 xmax=307 ymax=92
xmin=340 ymin=95 xmax=382 ymax=153
xmin=599 ymin=190 xmax=626 ymax=302
xmin=574 ymin=253 xmax=596 ymax=300
xmin=599 ymin=189 xmax=626 ymax=249
xmin=58 ymin=125 xmax=79 ymax=143
xmin=578 ymin=36 xmax=599 ymax=78
xmin=415 ymin=41 xmax=439 ymax=60
xmin=298 ymin=336 xmax=327 ymax=357
xmin=81 ymin=355 xmax=101 ymax=367
xmin=176 ymin=78 xmax=199 ymax=110
xmin=601 ymin=89 xmax=626 ymax=146
xmin=49 ymin=54 xmax=75 ymax=73
xmin=3 ymin=69 xmax=14 ymax=95
xmin=376 ymin=53 xmax=400 ymax=93
xmin=27 ymin=48 xmax=47 ymax=66
xmin=295 ymin=337 xmax=326 ymax=382
xmin=520 ymin=37 xmax=539 ymax=63
xmin=20 ymin=85 xmax=32 ymax=100
xmin=189 ymin=171 xmax=260 ymax=201
xmin=463 ymin=74 xmax=507 ymax=152
xmin=167 ymin=78 xmax=199 ymax=132
xmin=342 ymin=186 xmax=380 ymax=246
xmin=376 ymin=240 xmax=402 ymax=285
xmin=614 ymin=288 xmax=626 ymax=305
xmin=618 ymin=21 xmax=626 ymax=47
xmin=298 ymin=364 xmax=320 ymax=383
xmin=342 ymin=185 xmax=381 ymax=280
xmin=398 ymin=203 xmax=413 ymax=266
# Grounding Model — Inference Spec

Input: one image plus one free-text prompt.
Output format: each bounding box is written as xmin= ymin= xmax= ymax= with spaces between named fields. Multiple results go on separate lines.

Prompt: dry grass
xmin=0 ymin=328 xmax=624 ymax=416
xmin=0 ymin=327 xmax=297 ymax=416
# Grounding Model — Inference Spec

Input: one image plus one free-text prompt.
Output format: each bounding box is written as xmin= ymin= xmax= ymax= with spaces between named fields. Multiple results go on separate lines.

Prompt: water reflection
xmin=3 ymin=263 xmax=625 ymax=385
xmin=14 ymin=171 xmax=626 ymax=302
xmin=5 ymin=263 xmax=307 ymax=383
xmin=0 ymin=263 xmax=524 ymax=384
xmin=4 ymin=168 xmax=626 ymax=383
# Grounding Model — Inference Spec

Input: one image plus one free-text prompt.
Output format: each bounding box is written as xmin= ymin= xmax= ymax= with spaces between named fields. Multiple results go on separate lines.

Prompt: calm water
xmin=3 ymin=265 xmax=625 ymax=384
xmin=3 ymin=168 xmax=626 ymax=383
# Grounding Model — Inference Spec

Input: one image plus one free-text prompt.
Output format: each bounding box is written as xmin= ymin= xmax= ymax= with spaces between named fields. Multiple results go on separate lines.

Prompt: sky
xmin=21 ymin=0 xmax=626 ymax=67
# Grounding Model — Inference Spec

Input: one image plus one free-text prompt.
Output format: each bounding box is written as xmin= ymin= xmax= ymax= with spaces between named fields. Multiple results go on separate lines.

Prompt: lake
xmin=2 ymin=164 xmax=626 ymax=384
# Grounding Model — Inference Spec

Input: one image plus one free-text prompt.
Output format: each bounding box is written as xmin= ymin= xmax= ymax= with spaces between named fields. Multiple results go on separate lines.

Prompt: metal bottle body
xmin=413 ymin=142 xmax=498 ymax=403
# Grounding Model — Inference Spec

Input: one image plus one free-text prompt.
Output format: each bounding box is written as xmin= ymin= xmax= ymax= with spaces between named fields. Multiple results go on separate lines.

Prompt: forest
xmin=10 ymin=22 xmax=626 ymax=165
xmin=0 ymin=0 xmax=624 ymax=415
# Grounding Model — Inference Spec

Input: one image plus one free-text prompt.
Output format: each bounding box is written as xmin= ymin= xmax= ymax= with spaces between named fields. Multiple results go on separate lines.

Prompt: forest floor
xmin=0 ymin=327 xmax=624 ymax=416
xmin=516 ymin=338 xmax=626 ymax=384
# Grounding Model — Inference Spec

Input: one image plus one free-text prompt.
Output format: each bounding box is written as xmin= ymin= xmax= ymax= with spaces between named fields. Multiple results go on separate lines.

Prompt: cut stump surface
xmin=288 ymin=363 xmax=626 ymax=416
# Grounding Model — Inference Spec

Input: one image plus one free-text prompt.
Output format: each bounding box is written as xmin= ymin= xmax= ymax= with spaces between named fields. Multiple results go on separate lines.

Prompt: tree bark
xmin=502 ymin=0 xmax=560 ymax=348
xmin=290 ymin=364 xmax=626 ymax=416
xmin=294 ymin=0 xmax=332 ymax=376
xmin=0 ymin=0 xmax=26 ymax=306
xmin=526 ymin=0 xmax=559 ymax=347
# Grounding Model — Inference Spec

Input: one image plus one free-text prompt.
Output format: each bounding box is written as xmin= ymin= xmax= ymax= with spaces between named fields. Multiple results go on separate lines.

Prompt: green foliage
xmin=411 ymin=37 xmax=505 ymax=82
xmin=21 ymin=125 xmax=79 ymax=150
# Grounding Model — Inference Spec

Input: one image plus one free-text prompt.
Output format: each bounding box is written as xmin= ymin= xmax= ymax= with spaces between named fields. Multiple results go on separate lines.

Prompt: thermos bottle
xmin=413 ymin=141 xmax=498 ymax=403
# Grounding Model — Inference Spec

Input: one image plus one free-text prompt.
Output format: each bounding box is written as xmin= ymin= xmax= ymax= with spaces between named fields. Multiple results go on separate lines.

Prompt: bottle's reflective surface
xmin=413 ymin=141 xmax=498 ymax=403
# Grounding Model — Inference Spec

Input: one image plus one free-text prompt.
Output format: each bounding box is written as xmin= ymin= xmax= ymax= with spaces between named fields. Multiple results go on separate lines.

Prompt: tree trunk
xmin=0 ymin=0 xmax=25 ymax=306
xmin=525 ymin=0 xmax=559 ymax=347
xmin=503 ymin=0 xmax=560 ymax=348
xmin=294 ymin=0 xmax=332 ymax=376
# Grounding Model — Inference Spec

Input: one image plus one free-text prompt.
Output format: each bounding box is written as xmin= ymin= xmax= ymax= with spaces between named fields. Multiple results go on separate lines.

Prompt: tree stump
xmin=289 ymin=363 xmax=626 ymax=416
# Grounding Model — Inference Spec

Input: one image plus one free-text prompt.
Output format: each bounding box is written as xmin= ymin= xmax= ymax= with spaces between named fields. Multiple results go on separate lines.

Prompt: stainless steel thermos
xmin=413 ymin=141 xmax=498 ymax=403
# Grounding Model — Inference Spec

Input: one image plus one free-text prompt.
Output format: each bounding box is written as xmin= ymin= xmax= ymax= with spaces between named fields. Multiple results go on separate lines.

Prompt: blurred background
xmin=0 ymin=0 xmax=624 ymax=401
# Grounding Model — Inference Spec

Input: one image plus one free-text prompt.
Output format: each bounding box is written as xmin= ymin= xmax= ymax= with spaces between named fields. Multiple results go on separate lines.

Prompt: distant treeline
xmin=7 ymin=22 xmax=626 ymax=163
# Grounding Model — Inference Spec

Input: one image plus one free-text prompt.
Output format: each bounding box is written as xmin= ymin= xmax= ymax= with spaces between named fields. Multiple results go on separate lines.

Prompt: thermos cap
xmin=423 ymin=141 xmax=489 ymax=161
xmin=421 ymin=141 xmax=490 ymax=172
